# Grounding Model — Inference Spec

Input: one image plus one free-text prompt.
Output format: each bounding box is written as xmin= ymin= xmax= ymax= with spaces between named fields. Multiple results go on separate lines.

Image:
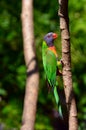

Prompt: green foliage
xmin=0 ymin=0 xmax=86 ymax=129
xmin=69 ymin=1 xmax=86 ymax=129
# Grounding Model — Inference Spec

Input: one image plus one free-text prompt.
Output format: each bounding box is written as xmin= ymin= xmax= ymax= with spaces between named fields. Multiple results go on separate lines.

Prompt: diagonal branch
xmin=21 ymin=0 xmax=39 ymax=130
xmin=58 ymin=0 xmax=78 ymax=130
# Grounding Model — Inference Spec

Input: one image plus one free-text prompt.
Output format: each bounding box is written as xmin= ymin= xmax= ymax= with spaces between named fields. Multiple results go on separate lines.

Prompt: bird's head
xmin=44 ymin=32 xmax=58 ymax=47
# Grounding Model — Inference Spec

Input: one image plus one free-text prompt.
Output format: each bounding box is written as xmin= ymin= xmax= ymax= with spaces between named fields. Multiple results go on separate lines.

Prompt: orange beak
xmin=53 ymin=33 xmax=58 ymax=39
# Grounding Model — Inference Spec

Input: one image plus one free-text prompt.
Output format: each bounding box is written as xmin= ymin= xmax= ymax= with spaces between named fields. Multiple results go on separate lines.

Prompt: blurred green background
xmin=0 ymin=0 xmax=86 ymax=129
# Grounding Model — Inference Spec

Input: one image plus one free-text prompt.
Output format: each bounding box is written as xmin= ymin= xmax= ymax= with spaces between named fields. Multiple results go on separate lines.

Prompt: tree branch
xmin=21 ymin=0 xmax=39 ymax=130
xmin=58 ymin=0 xmax=78 ymax=130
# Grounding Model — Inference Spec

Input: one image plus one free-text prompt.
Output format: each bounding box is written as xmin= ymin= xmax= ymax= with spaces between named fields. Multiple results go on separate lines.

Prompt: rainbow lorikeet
xmin=42 ymin=32 xmax=62 ymax=117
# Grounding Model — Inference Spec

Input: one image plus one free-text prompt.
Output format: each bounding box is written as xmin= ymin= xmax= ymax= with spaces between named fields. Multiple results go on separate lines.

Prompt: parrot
xmin=42 ymin=32 xmax=63 ymax=117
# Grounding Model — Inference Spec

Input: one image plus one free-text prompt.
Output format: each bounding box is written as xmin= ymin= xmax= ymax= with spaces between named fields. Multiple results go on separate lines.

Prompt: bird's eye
xmin=48 ymin=35 xmax=51 ymax=38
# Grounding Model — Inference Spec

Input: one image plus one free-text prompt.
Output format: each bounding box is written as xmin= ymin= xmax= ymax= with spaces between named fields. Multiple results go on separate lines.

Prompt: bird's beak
xmin=53 ymin=33 xmax=58 ymax=39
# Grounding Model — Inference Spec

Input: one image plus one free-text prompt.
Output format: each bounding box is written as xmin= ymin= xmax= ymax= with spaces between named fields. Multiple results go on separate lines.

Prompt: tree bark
xmin=21 ymin=0 xmax=39 ymax=130
xmin=58 ymin=0 xmax=78 ymax=130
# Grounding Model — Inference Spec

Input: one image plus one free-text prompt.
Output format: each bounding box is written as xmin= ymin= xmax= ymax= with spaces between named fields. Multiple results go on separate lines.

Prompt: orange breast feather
xmin=48 ymin=46 xmax=58 ymax=57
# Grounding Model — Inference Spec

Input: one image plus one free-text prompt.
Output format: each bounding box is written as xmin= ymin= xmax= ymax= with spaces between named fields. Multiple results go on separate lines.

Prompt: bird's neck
xmin=48 ymin=46 xmax=58 ymax=57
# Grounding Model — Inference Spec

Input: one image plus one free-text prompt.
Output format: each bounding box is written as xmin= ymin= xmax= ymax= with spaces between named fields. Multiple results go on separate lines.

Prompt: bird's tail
xmin=54 ymin=86 xmax=63 ymax=118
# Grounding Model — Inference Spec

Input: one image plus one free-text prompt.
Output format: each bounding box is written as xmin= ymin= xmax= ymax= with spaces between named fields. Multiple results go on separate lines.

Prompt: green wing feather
xmin=42 ymin=41 xmax=57 ymax=88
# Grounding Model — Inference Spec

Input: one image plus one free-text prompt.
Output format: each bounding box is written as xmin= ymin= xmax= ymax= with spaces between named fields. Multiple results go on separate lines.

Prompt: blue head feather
xmin=44 ymin=32 xmax=54 ymax=47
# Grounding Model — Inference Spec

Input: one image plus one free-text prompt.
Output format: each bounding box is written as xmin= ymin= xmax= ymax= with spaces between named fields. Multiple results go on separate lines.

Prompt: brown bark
xmin=21 ymin=0 xmax=39 ymax=130
xmin=58 ymin=0 xmax=78 ymax=130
